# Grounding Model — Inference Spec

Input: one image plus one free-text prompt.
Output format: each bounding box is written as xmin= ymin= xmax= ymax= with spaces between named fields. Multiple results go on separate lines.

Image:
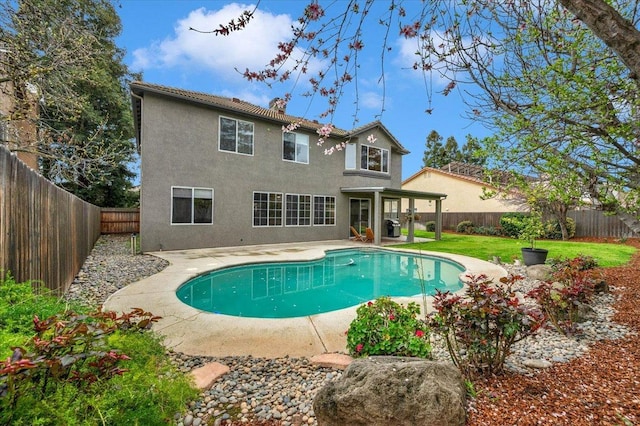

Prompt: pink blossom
xmin=305 ymin=3 xmax=325 ymax=21
xmin=274 ymin=98 xmax=288 ymax=110
xmin=355 ymin=343 xmax=364 ymax=353
xmin=415 ymin=330 xmax=425 ymax=338
xmin=317 ymin=123 xmax=334 ymax=138
xmin=349 ymin=40 xmax=364 ymax=50
xmin=400 ymin=22 xmax=420 ymax=38
xmin=389 ymin=314 xmax=395 ymax=321
xmin=282 ymin=121 xmax=300 ymax=133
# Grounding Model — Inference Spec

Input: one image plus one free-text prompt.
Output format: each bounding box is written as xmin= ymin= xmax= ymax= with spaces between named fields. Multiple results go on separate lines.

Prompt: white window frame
xmin=285 ymin=193 xmax=312 ymax=226
xmin=219 ymin=116 xmax=254 ymax=155
xmin=253 ymin=191 xmax=283 ymax=227
xmin=282 ymin=132 xmax=309 ymax=164
xmin=313 ymin=195 xmax=336 ymax=226
xmin=361 ymin=145 xmax=389 ymax=173
xmin=171 ymin=186 xmax=214 ymax=225
xmin=344 ymin=143 xmax=356 ymax=170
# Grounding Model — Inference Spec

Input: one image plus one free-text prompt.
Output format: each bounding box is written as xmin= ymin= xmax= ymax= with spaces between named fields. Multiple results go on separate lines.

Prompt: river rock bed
xmin=66 ymin=235 xmax=632 ymax=426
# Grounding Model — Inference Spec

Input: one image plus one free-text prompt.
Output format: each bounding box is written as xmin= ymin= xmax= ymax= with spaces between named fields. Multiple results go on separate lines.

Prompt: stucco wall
xmin=139 ymin=93 xmax=404 ymax=251
xmin=402 ymin=169 xmax=520 ymax=213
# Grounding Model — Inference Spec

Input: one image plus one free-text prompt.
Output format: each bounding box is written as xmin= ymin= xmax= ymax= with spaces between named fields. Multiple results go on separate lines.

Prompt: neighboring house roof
xmin=403 ymin=165 xmax=500 ymax=189
xmin=130 ymin=81 xmax=409 ymax=155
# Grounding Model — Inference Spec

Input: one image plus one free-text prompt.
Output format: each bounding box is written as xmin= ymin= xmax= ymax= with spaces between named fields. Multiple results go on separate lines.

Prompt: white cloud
xmin=131 ymin=4 xmax=295 ymax=83
xmin=361 ymin=91 xmax=384 ymax=110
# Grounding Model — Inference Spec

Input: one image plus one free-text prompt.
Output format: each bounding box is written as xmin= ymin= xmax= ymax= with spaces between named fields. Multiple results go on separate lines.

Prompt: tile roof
xmin=130 ymin=81 xmax=409 ymax=154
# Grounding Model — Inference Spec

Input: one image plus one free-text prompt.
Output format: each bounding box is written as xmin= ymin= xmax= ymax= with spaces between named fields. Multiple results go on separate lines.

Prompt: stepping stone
xmin=310 ymin=353 xmax=353 ymax=370
xmin=522 ymin=359 xmax=552 ymax=369
xmin=190 ymin=362 xmax=229 ymax=390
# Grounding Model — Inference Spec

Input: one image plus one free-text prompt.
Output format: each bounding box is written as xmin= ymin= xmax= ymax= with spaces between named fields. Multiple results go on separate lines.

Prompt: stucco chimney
xmin=268 ymin=97 xmax=285 ymax=114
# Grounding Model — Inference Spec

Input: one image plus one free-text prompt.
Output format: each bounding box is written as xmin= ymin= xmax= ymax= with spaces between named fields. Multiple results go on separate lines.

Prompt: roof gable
xmin=348 ymin=121 xmax=409 ymax=154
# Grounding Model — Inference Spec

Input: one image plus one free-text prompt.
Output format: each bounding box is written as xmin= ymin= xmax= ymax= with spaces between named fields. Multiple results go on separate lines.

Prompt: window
xmin=344 ymin=143 xmax=356 ymax=169
xmin=361 ymin=145 xmax=389 ymax=172
xmin=313 ymin=196 xmax=336 ymax=225
xmin=283 ymin=132 xmax=309 ymax=163
xmin=219 ymin=116 xmax=254 ymax=155
xmin=286 ymin=194 xmax=311 ymax=226
xmin=253 ymin=192 xmax=283 ymax=226
xmin=171 ymin=187 xmax=213 ymax=224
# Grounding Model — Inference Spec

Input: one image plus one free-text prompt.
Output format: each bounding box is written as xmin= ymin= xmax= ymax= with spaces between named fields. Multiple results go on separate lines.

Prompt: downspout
xmin=130 ymin=90 xmax=143 ymax=154
xmin=130 ymin=90 xmax=144 ymax=250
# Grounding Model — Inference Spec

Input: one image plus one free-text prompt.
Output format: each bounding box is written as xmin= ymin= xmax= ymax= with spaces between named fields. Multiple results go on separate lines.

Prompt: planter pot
xmin=521 ymin=248 xmax=549 ymax=266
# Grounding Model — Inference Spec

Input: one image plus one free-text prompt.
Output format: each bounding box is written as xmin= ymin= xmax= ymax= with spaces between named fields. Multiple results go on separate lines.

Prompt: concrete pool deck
xmin=104 ymin=240 xmax=507 ymax=358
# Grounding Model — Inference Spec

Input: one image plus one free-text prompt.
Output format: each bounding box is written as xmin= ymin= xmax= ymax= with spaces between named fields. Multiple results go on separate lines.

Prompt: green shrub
xmin=3 ymin=330 xmax=198 ymax=426
xmin=0 ymin=275 xmax=198 ymax=425
xmin=425 ymin=221 xmax=436 ymax=232
xmin=526 ymin=276 xmax=595 ymax=336
xmin=430 ymin=274 xmax=544 ymax=378
xmin=456 ymin=220 xmax=474 ymax=234
xmin=544 ymin=217 xmax=576 ymax=240
xmin=499 ymin=212 xmax=528 ymax=238
xmin=0 ymin=271 xmax=84 ymax=357
xmin=473 ymin=226 xmax=501 ymax=236
xmin=346 ymin=297 xmax=431 ymax=358
xmin=526 ymin=255 xmax=598 ymax=336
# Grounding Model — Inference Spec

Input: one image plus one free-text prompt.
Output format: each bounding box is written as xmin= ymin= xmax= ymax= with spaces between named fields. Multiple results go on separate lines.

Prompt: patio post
xmin=435 ymin=198 xmax=443 ymax=240
xmin=374 ymin=190 xmax=382 ymax=245
xmin=407 ymin=198 xmax=415 ymax=243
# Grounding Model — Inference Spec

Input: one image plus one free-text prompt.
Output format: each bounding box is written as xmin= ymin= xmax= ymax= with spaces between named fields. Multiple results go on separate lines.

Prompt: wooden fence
xmin=101 ymin=208 xmax=140 ymax=234
xmin=0 ymin=146 xmax=101 ymax=295
xmin=410 ymin=210 xmax=638 ymax=239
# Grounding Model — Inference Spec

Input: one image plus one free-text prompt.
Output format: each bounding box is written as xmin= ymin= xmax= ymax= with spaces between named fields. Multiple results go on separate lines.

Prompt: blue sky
xmin=116 ymin=1 xmax=492 ymax=180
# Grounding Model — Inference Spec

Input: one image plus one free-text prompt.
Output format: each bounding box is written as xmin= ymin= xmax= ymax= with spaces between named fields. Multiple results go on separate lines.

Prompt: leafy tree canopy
xmin=423 ymin=131 xmax=486 ymax=169
xmin=1 ymin=0 xmax=139 ymax=207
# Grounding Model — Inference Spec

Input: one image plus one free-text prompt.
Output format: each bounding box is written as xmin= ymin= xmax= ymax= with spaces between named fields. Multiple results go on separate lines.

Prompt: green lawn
xmin=395 ymin=231 xmax=636 ymax=268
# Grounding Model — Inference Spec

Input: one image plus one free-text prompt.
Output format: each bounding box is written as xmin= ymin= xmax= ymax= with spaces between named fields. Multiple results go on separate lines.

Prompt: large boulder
xmin=313 ymin=356 xmax=466 ymax=426
xmin=526 ymin=264 xmax=553 ymax=281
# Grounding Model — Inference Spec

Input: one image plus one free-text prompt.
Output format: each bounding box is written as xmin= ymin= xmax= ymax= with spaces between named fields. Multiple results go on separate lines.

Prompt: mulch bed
xmin=467 ymin=238 xmax=640 ymax=425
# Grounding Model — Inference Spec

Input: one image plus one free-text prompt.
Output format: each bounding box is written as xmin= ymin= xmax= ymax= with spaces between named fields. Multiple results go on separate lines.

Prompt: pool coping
xmin=104 ymin=240 xmax=507 ymax=358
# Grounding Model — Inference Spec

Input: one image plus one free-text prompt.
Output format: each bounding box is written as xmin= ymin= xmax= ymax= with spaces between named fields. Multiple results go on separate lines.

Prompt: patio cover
xmin=341 ymin=187 xmax=447 ymax=245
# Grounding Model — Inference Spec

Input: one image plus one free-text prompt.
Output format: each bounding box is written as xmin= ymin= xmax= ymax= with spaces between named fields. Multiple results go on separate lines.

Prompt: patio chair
xmin=350 ymin=226 xmax=366 ymax=241
xmin=364 ymin=227 xmax=374 ymax=243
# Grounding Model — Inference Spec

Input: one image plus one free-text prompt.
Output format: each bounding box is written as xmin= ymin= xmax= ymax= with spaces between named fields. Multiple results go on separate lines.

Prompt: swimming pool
xmin=176 ymin=248 xmax=465 ymax=318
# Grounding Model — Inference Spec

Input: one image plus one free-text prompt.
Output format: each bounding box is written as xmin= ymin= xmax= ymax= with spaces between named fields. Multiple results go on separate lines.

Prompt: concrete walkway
xmin=104 ymin=240 xmax=507 ymax=358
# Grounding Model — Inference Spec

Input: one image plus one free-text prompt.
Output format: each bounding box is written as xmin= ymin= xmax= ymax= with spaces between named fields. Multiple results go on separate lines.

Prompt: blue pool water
xmin=176 ymin=248 xmax=464 ymax=318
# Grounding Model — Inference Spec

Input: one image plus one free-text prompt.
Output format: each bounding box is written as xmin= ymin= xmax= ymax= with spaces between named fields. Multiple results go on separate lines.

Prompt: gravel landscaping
xmin=66 ymin=235 xmax=640 ymax=425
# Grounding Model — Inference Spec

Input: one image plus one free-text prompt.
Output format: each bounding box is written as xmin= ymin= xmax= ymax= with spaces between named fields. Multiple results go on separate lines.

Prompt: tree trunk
xmin=559 ymin=0 xmax=640 ymax=79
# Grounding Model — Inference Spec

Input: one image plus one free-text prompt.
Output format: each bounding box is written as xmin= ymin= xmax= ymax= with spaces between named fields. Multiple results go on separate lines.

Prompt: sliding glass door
xmin=349 ymin=198 xmax=370 ymax=235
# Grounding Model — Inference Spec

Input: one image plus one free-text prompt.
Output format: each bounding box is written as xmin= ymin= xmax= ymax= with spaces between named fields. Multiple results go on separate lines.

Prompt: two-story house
xmin=130 ymin=82 xmax=446 ymax=252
